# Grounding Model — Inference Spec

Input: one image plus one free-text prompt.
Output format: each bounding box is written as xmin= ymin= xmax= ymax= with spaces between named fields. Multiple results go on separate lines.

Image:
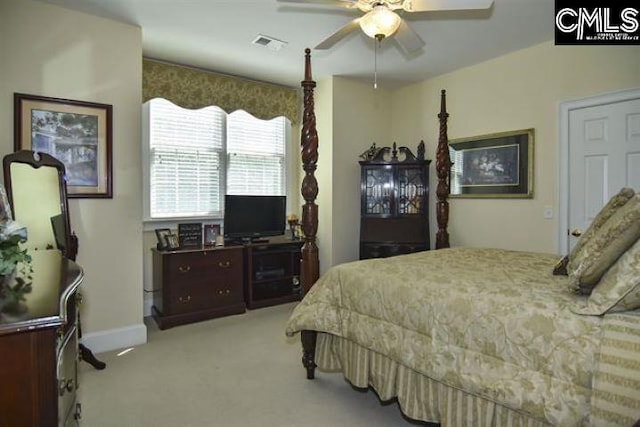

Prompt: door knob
xmin=570 ymin=228 xmax=583 ymax=237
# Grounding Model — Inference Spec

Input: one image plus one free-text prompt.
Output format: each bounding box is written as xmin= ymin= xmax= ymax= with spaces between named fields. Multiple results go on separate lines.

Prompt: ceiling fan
xmin=278 ymin=0 xmax=494 ymax=53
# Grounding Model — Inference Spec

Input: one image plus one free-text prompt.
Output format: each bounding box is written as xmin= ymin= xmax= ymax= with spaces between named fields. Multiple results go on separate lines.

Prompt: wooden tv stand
xmin=243 ymin=236 xmax=304 ymax=309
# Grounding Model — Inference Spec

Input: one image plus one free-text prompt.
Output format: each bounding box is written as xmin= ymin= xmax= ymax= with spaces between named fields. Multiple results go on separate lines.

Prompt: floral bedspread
xmin=285 ymin=248 xmax=606 ymax=425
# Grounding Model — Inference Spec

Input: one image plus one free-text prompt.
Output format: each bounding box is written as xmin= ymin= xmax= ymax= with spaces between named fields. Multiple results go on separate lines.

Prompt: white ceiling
xmin=38 ymin=0 xmax=555 ymax=89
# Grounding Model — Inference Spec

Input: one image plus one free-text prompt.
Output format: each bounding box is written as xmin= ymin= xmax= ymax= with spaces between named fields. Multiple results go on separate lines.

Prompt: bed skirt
xmin=314 ymin=332 xmax=550 ymax=427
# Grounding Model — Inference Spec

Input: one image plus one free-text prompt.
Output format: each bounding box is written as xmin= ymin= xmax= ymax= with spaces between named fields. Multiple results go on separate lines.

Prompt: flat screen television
xmin=224 ymin=195 xmax=286 ymax=242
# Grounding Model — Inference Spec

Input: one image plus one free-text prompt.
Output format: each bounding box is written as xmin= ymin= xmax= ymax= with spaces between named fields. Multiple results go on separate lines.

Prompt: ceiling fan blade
xmin=315 ymin=18 xmax=361 ymax=49
xmin=277 ymin=0 xmax=357 ymax=8
xmin=403 ymin=0 xmax=493 ymax=12
xmin=394 ymin=20 xmax=425 ymax=54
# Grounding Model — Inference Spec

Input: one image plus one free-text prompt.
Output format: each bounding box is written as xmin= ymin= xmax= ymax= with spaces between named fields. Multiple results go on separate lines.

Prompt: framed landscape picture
xmin=14 ymin=93 xmax=113 ymax=198
xmin=449 ymin=128 xmax=534 ymax=198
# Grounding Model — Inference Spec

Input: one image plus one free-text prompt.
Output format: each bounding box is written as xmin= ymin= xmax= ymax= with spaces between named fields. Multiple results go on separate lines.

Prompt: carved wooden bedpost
xmin=435 ymin=89 xmax=451 ymax=249
xmin=300 ymin=48 xmax=320 ymax=294
xmin=300 ymin=48 xmax=319 ymax=379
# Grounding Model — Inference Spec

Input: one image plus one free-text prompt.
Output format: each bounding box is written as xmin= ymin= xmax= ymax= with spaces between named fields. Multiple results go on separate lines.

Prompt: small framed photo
xmin=178 ymin=222 xmax=202 ymax=248
xmin=204 ymin=224 xmax=221 ymax=246
xmin=165 ymin=233 xmax=180 ymax=250
xmin=14 ymin=93 xmax=113 ymax=198
xmin=155 ymin=228 xmax=171 ymax=250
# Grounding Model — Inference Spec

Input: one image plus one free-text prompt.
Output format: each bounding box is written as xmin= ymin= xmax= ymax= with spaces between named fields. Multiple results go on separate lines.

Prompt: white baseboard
xmin=81 ymin=323 xmax=147 ymax=354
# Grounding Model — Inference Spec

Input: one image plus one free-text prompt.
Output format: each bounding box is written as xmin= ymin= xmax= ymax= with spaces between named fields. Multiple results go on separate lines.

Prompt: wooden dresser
xmin=0 ymin=250 xmax=84 ymax=427
xmin=151 ymin=246 xmax=245 ymax=329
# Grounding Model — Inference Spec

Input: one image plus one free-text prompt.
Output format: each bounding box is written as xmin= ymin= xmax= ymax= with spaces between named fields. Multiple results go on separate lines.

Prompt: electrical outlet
xmin=543 ymin=205 xmax=553 ymax=219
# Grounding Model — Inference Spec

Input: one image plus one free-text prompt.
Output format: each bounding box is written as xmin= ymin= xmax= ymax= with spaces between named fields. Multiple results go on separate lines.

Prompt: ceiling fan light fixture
xmin=359 ymin=5 xmax=402 ymax=39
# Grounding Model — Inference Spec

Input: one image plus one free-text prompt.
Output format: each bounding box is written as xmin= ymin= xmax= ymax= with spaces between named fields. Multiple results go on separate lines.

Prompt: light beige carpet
xmin=79 ymin=303 xmax=424 ymax=426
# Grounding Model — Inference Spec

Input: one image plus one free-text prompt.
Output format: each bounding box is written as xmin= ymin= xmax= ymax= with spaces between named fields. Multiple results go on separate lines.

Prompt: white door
xmin=560 ymin=91 xmax=640 ymax=253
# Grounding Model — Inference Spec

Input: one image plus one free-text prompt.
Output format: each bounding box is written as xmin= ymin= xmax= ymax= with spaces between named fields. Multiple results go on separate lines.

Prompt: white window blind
xmin=146 ymin=100 xmax=288 ymax=220
xmin=149 ymin=99 xmax=225 ymax=218
xmin=227 ymin=110 xmax=286 ymax=196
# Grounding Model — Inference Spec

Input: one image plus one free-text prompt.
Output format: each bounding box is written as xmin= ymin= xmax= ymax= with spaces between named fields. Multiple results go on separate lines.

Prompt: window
xmin=227 ymin=110 xmax=286 ymax=196
xmin=144 ymin=99 xmax=289 ymax=221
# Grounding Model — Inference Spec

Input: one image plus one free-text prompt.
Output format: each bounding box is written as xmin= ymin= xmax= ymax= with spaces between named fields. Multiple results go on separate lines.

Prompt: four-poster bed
xmin=288 ymin=50 xmax=640 ymax=426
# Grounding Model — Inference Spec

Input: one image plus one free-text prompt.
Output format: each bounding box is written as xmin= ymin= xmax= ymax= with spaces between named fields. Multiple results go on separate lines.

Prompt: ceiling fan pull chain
xmin=373 ymin=37 xmax=378 ymax=89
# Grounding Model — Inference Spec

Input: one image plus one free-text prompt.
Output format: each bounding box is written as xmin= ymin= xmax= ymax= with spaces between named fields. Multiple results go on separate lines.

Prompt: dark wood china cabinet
xmin=359 ymin=142 xmax=431 ymax=259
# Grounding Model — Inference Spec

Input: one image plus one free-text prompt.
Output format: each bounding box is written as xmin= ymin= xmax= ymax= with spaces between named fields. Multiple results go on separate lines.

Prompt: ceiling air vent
xmin=252 ymin=34 xmax=287 ymax=51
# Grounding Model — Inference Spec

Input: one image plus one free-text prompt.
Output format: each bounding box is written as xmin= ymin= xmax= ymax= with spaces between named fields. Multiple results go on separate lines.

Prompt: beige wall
xmin=0 ymin=0 xmax=144 ymax=350
xmin=391 ymin=41 xmax=640 ymax=253
xmin=313 ymin=77 xmax=392 ymax=272
xmin=314 ymin=78 xmax=334 ymax=273
xmin=332 ymin=77 xmax=392 ymax=266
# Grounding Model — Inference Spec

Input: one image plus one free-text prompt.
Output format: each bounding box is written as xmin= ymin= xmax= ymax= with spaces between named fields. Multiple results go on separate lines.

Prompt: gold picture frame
xmin=449 ymin=128 xmax=534 ymax=198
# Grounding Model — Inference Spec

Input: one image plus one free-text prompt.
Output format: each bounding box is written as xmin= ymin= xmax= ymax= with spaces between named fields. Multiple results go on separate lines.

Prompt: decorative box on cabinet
xmin=359 ymin=142 xmax=431 ymax=260
xmin=151 ymin=246 xmax=245 ymax=330
xmin=244 ymin=236 xmax=303 ymax=309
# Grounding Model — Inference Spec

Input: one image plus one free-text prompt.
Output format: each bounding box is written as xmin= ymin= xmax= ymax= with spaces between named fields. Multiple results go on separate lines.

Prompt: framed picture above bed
xmin=449 ymin=128 xmax=534 ymax=198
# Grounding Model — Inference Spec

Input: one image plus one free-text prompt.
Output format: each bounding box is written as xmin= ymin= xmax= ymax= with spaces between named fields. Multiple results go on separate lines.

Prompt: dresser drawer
xmin=57 ymin=324 xmax=78 ymax=426
xmin=168 ymin=280 xmax=243 ymax=314
xmin=166 ymin=249 xmax=242 ymax=282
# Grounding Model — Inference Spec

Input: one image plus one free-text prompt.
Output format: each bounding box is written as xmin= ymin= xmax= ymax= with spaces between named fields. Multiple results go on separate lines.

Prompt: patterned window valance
xmin=142 ymin=58 xmax=299 ymax=124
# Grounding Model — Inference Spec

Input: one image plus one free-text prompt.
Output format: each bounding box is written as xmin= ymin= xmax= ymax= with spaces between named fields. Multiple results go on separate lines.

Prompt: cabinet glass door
xmin=364 ymin=167 xmax=393 ymax=215
xmin=397 ymin=167 xmax=425 ymax=215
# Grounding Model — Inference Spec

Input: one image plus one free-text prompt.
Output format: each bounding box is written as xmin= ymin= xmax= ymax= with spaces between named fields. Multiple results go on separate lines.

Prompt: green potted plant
xmin=0 ymin=185 xmax=33 ymax=313
xmin=0 ymin=233 xmax=33 ymax=309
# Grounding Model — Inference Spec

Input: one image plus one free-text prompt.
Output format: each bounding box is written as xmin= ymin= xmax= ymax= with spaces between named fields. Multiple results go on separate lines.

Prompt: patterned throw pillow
xmin=567 ymin=187 xmax=635 ymax=274
xmin=571 ymin=237 xmax=640 ymax=315
xmin=552 ymin=255 xmax=568 ymax=276
xmin=568 ymin=195 xmax=640 ymax=294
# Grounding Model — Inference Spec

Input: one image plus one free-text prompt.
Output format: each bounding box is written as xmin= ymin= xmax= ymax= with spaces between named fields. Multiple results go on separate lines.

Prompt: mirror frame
xmin=2 ymin=150 xmax=75 ymax=259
